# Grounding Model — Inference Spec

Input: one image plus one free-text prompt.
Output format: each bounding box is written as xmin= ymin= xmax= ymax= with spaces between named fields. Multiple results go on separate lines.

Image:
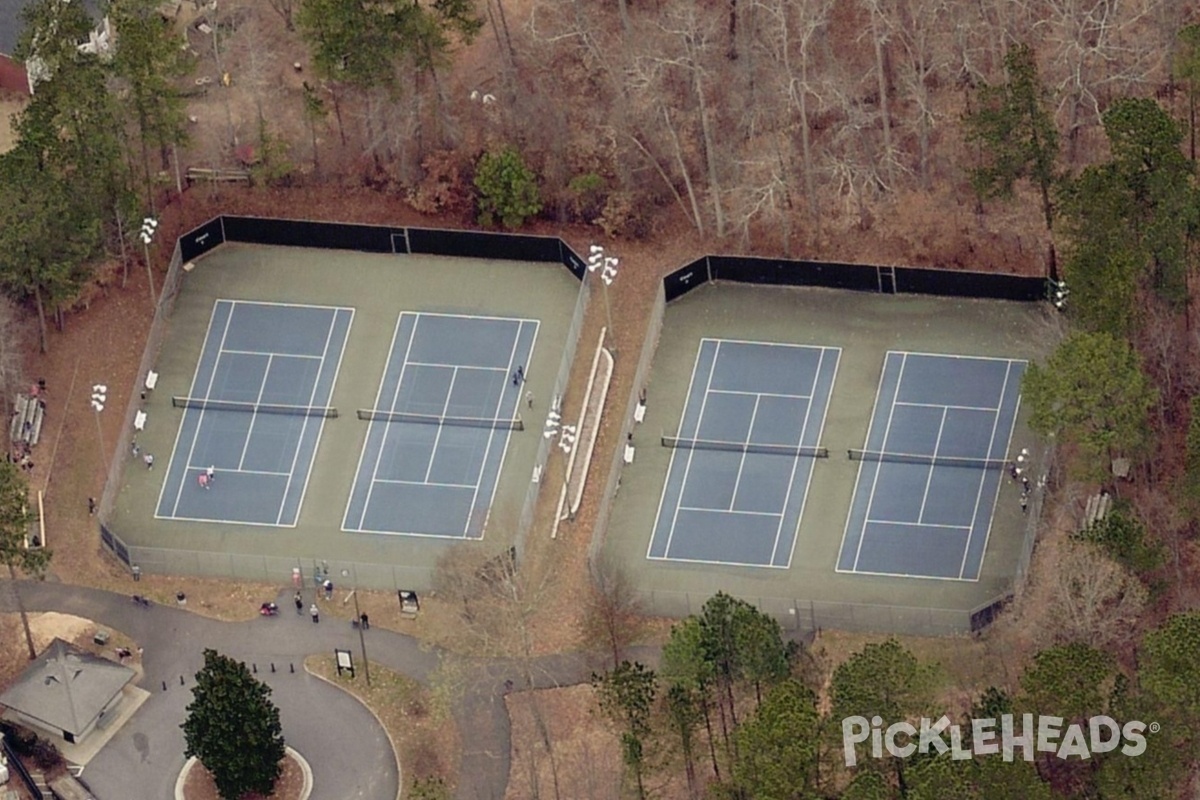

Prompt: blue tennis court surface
xmin=155 ymin=300 xmax=352 ymax=526
xmin=837 ymin=351 xmax=1026 ymax=580
xmin=649 ymin=339 xmax=840 ymax=568
xmin=342 ymin=312 xmax=538 ymax=539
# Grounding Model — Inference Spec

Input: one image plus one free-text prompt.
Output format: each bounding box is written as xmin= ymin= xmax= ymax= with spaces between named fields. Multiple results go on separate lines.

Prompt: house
xmin=0 ymin=638 xmax=136 ymax=745
xmin=0 ymin=0 xmax=109 ymax=94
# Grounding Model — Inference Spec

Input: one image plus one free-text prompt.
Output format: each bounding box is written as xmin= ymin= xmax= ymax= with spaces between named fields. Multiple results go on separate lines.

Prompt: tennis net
xmin=661 ymin=435 xmax=828 ymax=458
xmin=172 ymin=396 xmax=339 ymax=418
xmin=847 ymin=449 xmax=1008 ymax=469
xmin=356 ymin=409 xmax=524 ymax=431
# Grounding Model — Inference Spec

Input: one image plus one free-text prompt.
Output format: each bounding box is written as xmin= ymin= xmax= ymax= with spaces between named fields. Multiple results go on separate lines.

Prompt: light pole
xmin=90 ymin=385 xmax=108 ymax=488
xmin=139 ymin=217 xmax=159 ymax=306
xmin=544 ymin=407 xmax=578 ymax=521
xmin=587 ymin=245 xmax=619 ymax=351
xmin=341 ymin=567 xmax=370 ymax=686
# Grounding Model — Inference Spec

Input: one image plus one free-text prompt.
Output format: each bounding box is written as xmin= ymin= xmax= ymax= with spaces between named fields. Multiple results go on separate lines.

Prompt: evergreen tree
xmin=182 ymin=649 xmax=286 ymax=800
xmin=0 ymin=461 xmax=48 ymax=660
xmin=474 ymin=147 xmax=542 ymax=229
xmin=592 ymin=661 xmax=656 ymax=800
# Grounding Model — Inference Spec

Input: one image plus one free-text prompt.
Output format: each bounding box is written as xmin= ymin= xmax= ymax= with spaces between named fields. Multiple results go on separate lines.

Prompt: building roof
xmin=0 ymin=638 xmax=135 ymax=737
xmin=0 ymin=0 xmax=103 ymax=57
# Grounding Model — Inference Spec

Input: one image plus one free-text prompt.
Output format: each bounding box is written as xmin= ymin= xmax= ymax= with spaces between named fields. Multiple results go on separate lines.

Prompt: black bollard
xmin=289 ymin=663 xmax=294 ymax=673
xmin=252 ymin=663 xmax=257 ymax=674
xmin=270 ymin=663 xmax=275 ymax=673
xmin=180 ymin=675 xmax=185 ymax=685
xmin=162 ymin=681 xmax=167 ymax=691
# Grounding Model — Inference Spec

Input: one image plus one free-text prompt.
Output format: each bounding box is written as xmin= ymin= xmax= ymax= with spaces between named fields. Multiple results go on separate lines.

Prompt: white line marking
xmin=916 ymin=407 xmax=947 ymax=524
xmin=648 ymin=340 xmax=708 ymax=560
xmin=341 ymin=311 xmax=404 ymax=531
xmin=889 ymin=349 xmax=1029 ymax=364
xmin=710 ymin=388 xmax=812 ymax=400
xmin=646 ymin=552 xmax=791 ymax=570
xmin=171 ymin=301 xmax=237 ymax=516
xmin=960 ymin=358 xmax=1016 ymax=579
xmin=218 ymin=299 xmax=349 ymax=311
xmin=156 ymin=300 xmax=223 ymax=518
xmin=865 ymin=518 xmax=972 ymax=530
xmin=895 ymin=400 xmax=1000 ymax=413
xmin=698 ymin=336 xmax=824 ymax=351
xmin=678 ymin=506 xmax=782 ymax=517
xmin=465 ymin=319 xmax=526 ymax=537
xmin=374 ymin=478 xmax=478 ymax=489
xmin=834 ymin=564 xmax=981 ymax=582
xmin=236 ymin=354 xmax=274 ymax=470
xmin=423 ymin=367 xmax=461 ymax=482
xmin=412 ymin=310 xmax=536 ymax=323
xmin=220 ymin=349 xmax=324 ymax=360
xmin=852 ymin=352 xmax=907 ymax=572
xmin=406 ymin=360 xmax=509 ymax=372
xmin=663 ymin=340 xmax=721 ymax=559
xmin=277 ymin=309 xmax=343 ymax=525
xmin=187 ymin=466 xmax=293 ymax=477
xmin=728 ymin=395 xmax=761 ymax=511
xmin=973 ymin=375 xmax=1024 ymax=580
xmin=361 ymin=313 xmax=420 ymax=527
xmin=772 ymin=346 xmax=829 ymax=567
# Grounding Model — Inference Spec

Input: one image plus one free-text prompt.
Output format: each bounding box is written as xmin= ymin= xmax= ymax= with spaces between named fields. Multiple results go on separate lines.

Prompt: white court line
xmin=236 ymin=354 xmax=274 ymax=471
xmin=188 ymin=466 xmax=292 ymax=477
xmin=663 ymin=341 xmax=722 ymax=559
xmin=465 ymin=319 xmax=525 ymax=537
xmin=852 ymin=352 xmax=907 ymax=572
xmin=727 ymin=395 xmax=761 ymax=511
xmin=155 ymin=300 xmax=223 ymax=519
xmin=678 ymin=506 xmax=781 ymax=517
xmin=154 ymin=512 xmax=296 ymax=528
xmin=171 ymin=302 xmax=237 ymax=517
xmin=916 ymin=407 xmax=948 ymax=524
xmin=709 ymin=388 xmax=812 ymax=401
xmin=342 ymin=312 xmax=405 ymax=531
xmin=361 ymin=313 xmax=420 ymax=527
xmin=405 ymin=360 xmax=509 ymax=373
xmin=414 ymin=310 xmax=536 ymax=323
xmin=699 ymin=336 xmax=824 ymax=351
xmin=890 ymin=349 xmax=1023 ymax=363
xmin=647 ymin=340 xmax=709 ymax=560
xmin=374 ymin=478 xmax=478 ymax=489
xmin=221 ymin=299 xmax=351 ymax=312
xmin=960 ymin=358 xmax=1017 ymax=579
xmin=895 ymin=400 xmax=1000 ymax=413
xmin=840 ymin=565 xmax=981 ymax=583
xmin=647 ymin=552 xmax=791 ymax=570
xmin=773 ymin=345 xmax=832 ymax=568
xmin=423 ymin=367 xmax=461 ymax=483
xmin=865 ymin=518 xmax=972 ymax=531
xmin=277 ymin=309 xmax=344 ymax=525
xmin=219 ymin=349 xmax=324 ymax=361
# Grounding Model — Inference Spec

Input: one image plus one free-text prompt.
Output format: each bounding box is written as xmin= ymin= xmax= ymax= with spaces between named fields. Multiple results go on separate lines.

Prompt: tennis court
xmin=342 ymin=312 xmax=538 ymax=538
xmin=648 ymin=338 xmax=840 ymax=567
xmin=837 ymin=351 xmax=1026 ymax=580
xmin=155 ymin=300 xmax=353 ymax=526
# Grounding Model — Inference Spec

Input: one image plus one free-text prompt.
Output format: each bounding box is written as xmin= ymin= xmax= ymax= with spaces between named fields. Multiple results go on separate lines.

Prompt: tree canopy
xmin=182 ymin=649 xmax=287 ymax=800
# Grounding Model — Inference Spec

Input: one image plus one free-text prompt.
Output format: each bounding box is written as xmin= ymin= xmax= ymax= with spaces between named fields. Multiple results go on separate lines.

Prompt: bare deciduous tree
xmin=1047 ymin=540 xmax=1148 ymax=649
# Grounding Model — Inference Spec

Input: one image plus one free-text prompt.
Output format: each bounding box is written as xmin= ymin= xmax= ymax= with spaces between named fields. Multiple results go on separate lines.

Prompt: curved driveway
xmin=0 ymin=582 xmax=658 ymax=800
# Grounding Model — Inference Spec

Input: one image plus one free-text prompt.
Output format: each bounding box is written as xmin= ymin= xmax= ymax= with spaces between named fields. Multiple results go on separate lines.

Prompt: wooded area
xmin=5 ymin=0 xmax=1200 ymax=796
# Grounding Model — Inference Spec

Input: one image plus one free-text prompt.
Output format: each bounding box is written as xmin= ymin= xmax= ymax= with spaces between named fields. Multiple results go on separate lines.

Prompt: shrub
xmin=474 ymin=147 xmax=541 ymax=229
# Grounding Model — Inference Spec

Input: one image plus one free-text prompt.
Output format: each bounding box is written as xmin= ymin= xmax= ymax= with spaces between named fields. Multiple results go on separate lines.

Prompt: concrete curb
xmin=174 ymin=747 xmax=312 ymax=800
xmin=305 ymin=661 xmax=404 ymax=800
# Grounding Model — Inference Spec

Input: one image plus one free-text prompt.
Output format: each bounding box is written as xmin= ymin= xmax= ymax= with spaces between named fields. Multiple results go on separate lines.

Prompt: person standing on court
xmin=512 ymin=365 xmax=524 ymax=386
xmin=293 ymin=591 xmax=303 ymax=614
xmin=143 ymin=453 xmax=154 ymax=469
xmin=207 ymin=465 xmax=215 ymax=485
xmin=198 ymin=473 xmax=209 ymax=490
xmin=310 ymin=603 xmax=320 ymax=623
xmin=323 ymin=578 xmax=333 ymax=600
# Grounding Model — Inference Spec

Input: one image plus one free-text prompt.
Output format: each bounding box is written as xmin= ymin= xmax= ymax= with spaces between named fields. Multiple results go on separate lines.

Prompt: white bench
xmin=623 ymin=443 xmax=635 ymax=464
xmin=144 ymin=370 xmax=159 ymax=391
xmin=134 ymin=410 xmax=147 ymax=431
xmin=634 ymin=402 xmax=646 ymax=424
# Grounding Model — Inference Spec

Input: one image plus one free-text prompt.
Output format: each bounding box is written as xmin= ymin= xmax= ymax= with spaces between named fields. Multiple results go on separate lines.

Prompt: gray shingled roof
xmin=0 ymin=0 xmax=103 ymax=58
xmin=0 ymin=638 xmax=135 ymax=737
